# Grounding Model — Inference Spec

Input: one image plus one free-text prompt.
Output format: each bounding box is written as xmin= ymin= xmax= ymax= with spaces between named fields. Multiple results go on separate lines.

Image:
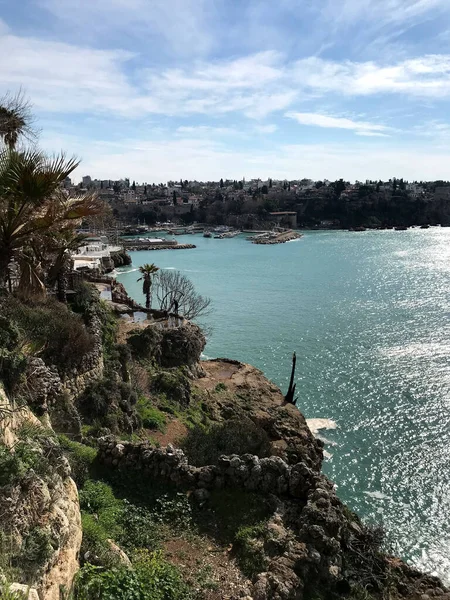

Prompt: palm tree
xmin=137 ymin=263 xmax=159 ymax=309
xmin=0 ymin=148 xmax=101 ymax=296
xmin=0 ymin=91 xmax=36 ymax=150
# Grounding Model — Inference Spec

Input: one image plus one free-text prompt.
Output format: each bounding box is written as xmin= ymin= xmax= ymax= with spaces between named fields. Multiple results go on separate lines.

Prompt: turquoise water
xmin=116 ymin=229 xmax=450 ymax=581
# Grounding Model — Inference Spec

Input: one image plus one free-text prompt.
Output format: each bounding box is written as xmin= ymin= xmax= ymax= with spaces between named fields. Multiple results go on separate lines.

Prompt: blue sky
xmin=2 ymin=0 xmax=450 ymax=182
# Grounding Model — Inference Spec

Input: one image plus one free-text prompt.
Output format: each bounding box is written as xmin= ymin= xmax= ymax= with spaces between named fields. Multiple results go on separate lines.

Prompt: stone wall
xmin=97 ymin=438 xmax=317 ymax=501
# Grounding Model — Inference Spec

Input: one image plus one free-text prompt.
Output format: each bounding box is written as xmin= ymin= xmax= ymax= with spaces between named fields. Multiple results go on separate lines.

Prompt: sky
xmin=1 ymin=0 xmax=450 ymax=182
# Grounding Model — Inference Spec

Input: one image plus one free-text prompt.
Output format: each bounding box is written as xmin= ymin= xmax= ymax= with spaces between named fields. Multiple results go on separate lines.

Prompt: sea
xmin=116 ymin=228 xmax=450 ymax=581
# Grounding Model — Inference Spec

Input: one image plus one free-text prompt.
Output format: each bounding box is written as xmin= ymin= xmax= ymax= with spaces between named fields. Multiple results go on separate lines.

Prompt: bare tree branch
xmin=154 ymin=270 xmax=212 ymax=321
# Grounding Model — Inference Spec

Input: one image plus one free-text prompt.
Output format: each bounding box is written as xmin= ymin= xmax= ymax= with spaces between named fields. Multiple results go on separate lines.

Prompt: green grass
xmin=136 ymin=398 xmax=167 ymax=432
xmin=58 ymin=436 xmax=97 ymax=486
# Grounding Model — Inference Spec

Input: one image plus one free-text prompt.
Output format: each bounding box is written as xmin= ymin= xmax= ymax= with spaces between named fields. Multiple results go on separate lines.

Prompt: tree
xmin=0 ymin=148 xmax=101 ymax=294
xmin=137 ymin=263 xmax=159 ymax=309
xmin=132 ymin=180 xmax=136 ymax=191
xmin=172 ymin=190 xmax=177 ymax=205
xmin=269 ymin=178 xmax=272 ymax=188
xmin=154 ymin=270 xmax=211 ymax=320
xmin=261 ymin=185 xmax=268 ymax=195
xmin=220 ymin=178 xmax=224 ymax=188
xmin=0 ymin=91 xmax=36 ymax=150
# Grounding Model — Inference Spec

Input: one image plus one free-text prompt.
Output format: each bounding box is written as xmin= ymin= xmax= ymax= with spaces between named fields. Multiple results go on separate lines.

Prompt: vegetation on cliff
xmin=0 ymin=95 xmax=447 ymax=600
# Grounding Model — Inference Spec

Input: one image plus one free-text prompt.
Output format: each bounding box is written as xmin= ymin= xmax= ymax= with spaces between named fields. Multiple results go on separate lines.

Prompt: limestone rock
xmin=9 ymin=583 xmax=39 ymax=600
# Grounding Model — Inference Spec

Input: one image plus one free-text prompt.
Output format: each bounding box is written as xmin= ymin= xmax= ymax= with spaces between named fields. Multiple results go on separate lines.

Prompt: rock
xmin=107 ymin=540 xmax=132 ymax=567
xmin=9 ymin=584 xmax=40 ymax=600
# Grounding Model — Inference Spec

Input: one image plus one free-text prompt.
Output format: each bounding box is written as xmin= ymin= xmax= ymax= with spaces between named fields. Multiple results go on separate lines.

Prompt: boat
xmin=420 ymin=224 xmax=430 ymax=229
xmin=203 ymin=231 xmax=212 ymax=238
xmin=395 ymin=226 xmax=408 ymax=231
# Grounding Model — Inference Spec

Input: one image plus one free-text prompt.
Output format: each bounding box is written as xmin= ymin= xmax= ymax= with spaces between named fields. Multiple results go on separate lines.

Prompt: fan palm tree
xmin=0 ymin=148 xmax=101 ymax=296
xmin=0 ymin=91 xmax=36 ymax=150
xmin=137 ymin=263 xmax=159 ymax=309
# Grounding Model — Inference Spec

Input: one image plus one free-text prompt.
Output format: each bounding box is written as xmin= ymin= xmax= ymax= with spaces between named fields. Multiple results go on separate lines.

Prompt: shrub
xmin=71 ymin=282 xmax=98 ymax=315
xmin=127 ymin=327 xmax=162 ymax=362
xmin=117 ymin=501 xmax=159 ymax=552
xmin=80 ymin=481 xmax=120 ymax=513
xmin=0 ymin=315 xmax=20 ymax=350
xmin=74 ymin=552 xmax=193 ymax=600
xmin=59 ymin=436 xmax=97 ymax=487
xmin=0 ymin=441 xmax=43 ymax=487
xmin=79 ymin=481 xmax=124 ymax=567
xmin=151 ymin=493 xmax=192 ymax=529
xmin=0 ymin=349 xmax=27 ymax=395
xmin=76 ymin=379 xmax=138 ymax=433
xmin=0 ymin=582 xmax=28 ymax=600
xmin=136 ymin=398 xmax=166 ymax=432
xmin=234 ymin=523 xmax=268 ymax=577
xmin=181 ymin=418 xmax=271 ymax=467
xmin=19 ymin=527 xmax=56 ymax=567
xmin=151 ymin=369 xmax=191 ymax=407
xmin=133 ymin=549 xmax=192 ymax=600
xmin=214 ymin=382 xmax=227 ymax=392
xmin=75 ymin=564 xmax=143 ymax=600
xmin=95 ymin=301 xmax=118 ymax=358
xmin=1 ymin=297 xmax=94 ymax=373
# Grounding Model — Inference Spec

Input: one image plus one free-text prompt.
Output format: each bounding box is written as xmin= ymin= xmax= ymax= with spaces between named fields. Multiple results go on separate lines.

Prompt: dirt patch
xmin=163 ymin=536 xmax=251 ymax=600
xmin=198 ymin=360 xmax=284 ymax=406
xmin=150 ymin=418 xmax=188 ymax=446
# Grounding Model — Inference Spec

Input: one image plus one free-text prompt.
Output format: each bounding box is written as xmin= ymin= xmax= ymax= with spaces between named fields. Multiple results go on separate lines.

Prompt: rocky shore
xmin=0 ymin=286 xmax=448 ymax=600
xmin=252 ymin=231 xmax=302 ymax=245
xmin=125 ymin=243 xmax=196 ymax=251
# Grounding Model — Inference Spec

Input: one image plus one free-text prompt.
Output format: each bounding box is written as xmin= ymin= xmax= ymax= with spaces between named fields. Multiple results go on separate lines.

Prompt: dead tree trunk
xmin=284 ymin=352 xmax=297 ymax=405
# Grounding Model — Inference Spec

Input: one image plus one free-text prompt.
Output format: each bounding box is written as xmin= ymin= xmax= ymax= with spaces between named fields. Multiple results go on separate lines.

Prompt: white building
xmin=72 ymin=237 xmax=121 ymax=271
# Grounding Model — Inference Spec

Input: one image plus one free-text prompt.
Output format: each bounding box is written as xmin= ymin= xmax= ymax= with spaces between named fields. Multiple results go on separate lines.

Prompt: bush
xmin=71 ymin=282 xmax=98 ymax=315
xmin=0 ymin=441 xmax=43 ymax=487
xmin=151 ymin=369 xmax=191 ymax=407
xmin=0 ymin=581 xmax=28 ymax=600
xmin=76 ymin=379 xmax=138 ymax=433
xmin=80 ymin=480 xmax=120 ymax=513
xmin=75 ymin=564 xmax=143 ymax=600
xmin=59 ymin=436 xmax=97 ymax=486
xmin=80 ymin=481 xmax=124 ymax=566
xmin=74 ymin=552 xmax=193 ymax=600
xmin=234 ymin=523 xmax=268 ymax=577
xmin=117 ymin=502 xmax=160 ymax=552
xmin=127 ymin=327 xmax=162 ymax=362
xmin=133 ymin=549 xmax=192 ymax=600
xmin=0 ymin=315 xmax=21 ymax=350
xmin=181 ymin=418 xmax=271 ymax=467
xmin=151 ymin=493 xmax=192 ymax=529
xmin=19 ymin=527 xmax=56 ymax=567
xmin=136 ymin=398 xmax=166 ymax=432
xmin=0 ymin=349 xmax=27 ymax=395
xmin=1 ymin=297 xmax=94 ymax=374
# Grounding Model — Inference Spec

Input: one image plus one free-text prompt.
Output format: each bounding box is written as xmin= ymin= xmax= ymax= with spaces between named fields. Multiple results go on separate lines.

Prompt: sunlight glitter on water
xmin=117 ymin=228 xmax=450 ymax=581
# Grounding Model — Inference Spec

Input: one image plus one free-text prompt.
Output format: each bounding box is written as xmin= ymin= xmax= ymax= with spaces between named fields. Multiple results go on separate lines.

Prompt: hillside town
xmin=68 ymin=175 xmax=450 ymax=230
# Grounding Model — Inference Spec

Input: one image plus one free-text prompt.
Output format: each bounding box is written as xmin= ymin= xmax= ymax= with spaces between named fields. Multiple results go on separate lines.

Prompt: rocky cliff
xmin=0 ymin=386 xmax=82 ymax=600
xmin=0 ymin=290 xmax=447 ymax=600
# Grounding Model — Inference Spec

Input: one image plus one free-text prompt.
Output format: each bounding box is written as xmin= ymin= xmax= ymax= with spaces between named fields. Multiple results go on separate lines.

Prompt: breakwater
xmin=124 ymin=243 xmax=196 ymax=251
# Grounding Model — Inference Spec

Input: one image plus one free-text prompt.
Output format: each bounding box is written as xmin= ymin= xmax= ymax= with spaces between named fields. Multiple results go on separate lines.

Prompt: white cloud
xmin=355 ymin=131 xmax=391 ymax=137
xmin=293 ymin=55 xmax=450 ymax=98
xmin=285 ymin=112 xmax=391 ymax=135
xmin=48 ymin=132 xmax=450 ymax=183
